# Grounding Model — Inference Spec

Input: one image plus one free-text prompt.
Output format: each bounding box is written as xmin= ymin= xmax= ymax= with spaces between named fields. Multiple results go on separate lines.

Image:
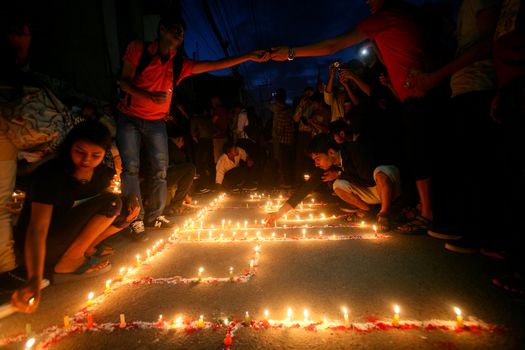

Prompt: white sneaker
xmin=147 ymin=215 xmax=175 ymax=228
xmin=129 ymin=220 xmax=148 ymax=241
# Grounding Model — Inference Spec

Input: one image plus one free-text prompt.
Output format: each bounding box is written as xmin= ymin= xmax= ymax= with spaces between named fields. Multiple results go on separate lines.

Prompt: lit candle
xmin=175 ymin=316 xmax=182 ymax=328
xmin=63 ymin=316 xmax=70 ymax=328
xmin=392 ymin=305 xmax=400 ymax=327
xmin=86 ymin=313 xmax=94 ymax=328
xmin=135 ymin=254 xmax=141 ymax=267
xmin=250 ymin=259 xmax=254 ymax=272
xmin=222 ymin=219 xmax=225 ymax=229
xmin=284 ymin=233 xmax=287 ymax=240
xmin=303 ymin=309 xmax=309 ymax=323
xmin=244 ymin=311 xmax=251 ymax=324
xmin=228 ymin=220 xmax=231 ymax=228
xmin=342 ymin=307 xmax=349 ymax=326
xmin=197 ymin=315 xmax=205 ymax=328
xmin=244 ymin=232 xmax=248 ymax=239
xmin=24 ymin=338 xmax=35 ymax=349
xmin=119 ymin=314 xmax=126 ymax=328
xmin=287 ymin=307 xmax=293 ymax=323
xmin=198 ymin=267 xmax=204 ymax=282
xmin=87 ymin=291 xmax=94 ymax=307
xmin=302 ymin=229 xmax=306 ymax=239
xmin=271 ymin=232 xmax=276 ymax=239
xmin=119 ymin=267 xmax=126 ymax=280
xmin=197 ymin=231 xmax=201 ymax=241
xmin=319 ymin=230 xmax=323 ymax=238
xmin=454 ymin=307 xmax=463 ymax=328
xmin=157 ymin=314 xmax=164 ymax=327
xmin=232 ymin=231 xmax=237 ymax=239
xmin=219 ymin=233 xmax=224 ymax=240
xmin=236 ymin=222 xmax=240 ymax=229
xmin=105 ymin=279 xmax=112 ymax=293
xmin=264 ymin=309 xmax=269 ymax=320
xmin=323 ymin=316 xmax=329 ymax=328
xmin=244 ymin=220 xmax=248 ymax=228
xmin=224 ymin=317 xmax=229 ymax=326
xmin=373 ymin=225 xmax=378 ymax=234
xmin=209 ymin=230 xmax=213 ymax=240
xmin=229 ymin=267 xmax=234 ymax=281
xmin=146 ymin=249 xmax=151 ymax=258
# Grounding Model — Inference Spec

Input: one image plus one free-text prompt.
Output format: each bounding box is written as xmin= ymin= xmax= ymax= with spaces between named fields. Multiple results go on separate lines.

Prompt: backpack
xmin=124 ymin=40 xmax=184 ymax=107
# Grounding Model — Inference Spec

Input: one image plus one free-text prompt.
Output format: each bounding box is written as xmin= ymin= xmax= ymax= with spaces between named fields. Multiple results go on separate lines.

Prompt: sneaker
xmin=147 ymin=215 xmax=175 ymax=229
xmin=427 ymin=226 xmax=462 ymax=240
xmin=129 ymin=220 xmax=148 ymax=241
xmin=340 ymin=207 xmax=358 ymax=213
xmin=241 ymin=184 xmax=258 ymax=191
xmin=444 ymin=238 xmax=479 ymax=254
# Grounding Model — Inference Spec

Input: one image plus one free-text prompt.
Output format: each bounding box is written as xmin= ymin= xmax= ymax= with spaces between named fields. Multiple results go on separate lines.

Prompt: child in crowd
xmin=10 ymin=121 xmax=139 ymax=313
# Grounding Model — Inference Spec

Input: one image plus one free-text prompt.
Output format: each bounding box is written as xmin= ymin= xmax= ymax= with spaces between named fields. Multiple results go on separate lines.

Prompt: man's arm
xmin=191 ymin=50 xmax=269 ymax=74
xmin=119 ymin=60 xmax=167 ymax=104
xmin=409 ymin=5 xmax=500 ymax=92
xmin=271 ymin=29 xmax=366 ymax=61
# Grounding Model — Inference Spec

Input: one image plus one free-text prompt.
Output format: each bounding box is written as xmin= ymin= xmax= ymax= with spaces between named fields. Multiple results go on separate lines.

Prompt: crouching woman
xmin=11 ymin=121 xmax=139 ymax=313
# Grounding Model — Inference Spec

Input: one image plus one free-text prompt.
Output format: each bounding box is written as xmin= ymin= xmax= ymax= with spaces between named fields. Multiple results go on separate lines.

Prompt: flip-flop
xmin=91 ymin=245 xmax=114 ymax=257
xmin=52 ymin=256 xmax=111 ymax=285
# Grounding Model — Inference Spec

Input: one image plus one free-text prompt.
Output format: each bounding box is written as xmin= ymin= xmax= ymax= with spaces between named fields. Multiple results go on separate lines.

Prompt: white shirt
xmin=215 ymin=147 xmax=248 ymax=184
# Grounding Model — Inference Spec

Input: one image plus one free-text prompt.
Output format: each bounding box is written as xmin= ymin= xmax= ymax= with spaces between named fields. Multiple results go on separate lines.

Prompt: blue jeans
xmin=116 ymin=113 xmax=168 ymax=223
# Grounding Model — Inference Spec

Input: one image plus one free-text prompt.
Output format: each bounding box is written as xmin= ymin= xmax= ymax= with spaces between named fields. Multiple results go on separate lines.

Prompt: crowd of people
xmin=1 ymin=0 xmax=523 ymax=315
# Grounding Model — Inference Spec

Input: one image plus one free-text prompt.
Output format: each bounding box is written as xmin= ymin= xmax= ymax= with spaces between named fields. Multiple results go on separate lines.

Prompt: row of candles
xmin=21 ymin=302 xmax=468 ymax=349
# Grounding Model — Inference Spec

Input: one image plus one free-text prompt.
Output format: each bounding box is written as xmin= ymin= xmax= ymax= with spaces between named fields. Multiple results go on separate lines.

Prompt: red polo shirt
xmin=117 ymin=40 xmax=195 ymax=120
xmin=357 ymin=4 xmax=425 ymax=102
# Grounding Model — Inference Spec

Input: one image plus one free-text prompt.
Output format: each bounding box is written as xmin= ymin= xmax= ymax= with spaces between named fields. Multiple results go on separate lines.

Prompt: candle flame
xmin=342 ymin=307 xmax=348 ymax=315
xmin=88 ymin=292 xmax=94 ymax=301
xmin=264 ymin=309 xmax=269 ymax=318
xmin=106 ymin=279 xmax=112 ymax=287
xmin=394 ymin=305 xmax=400 ymax=314
xmin=25 ymin=338 xmax=35 ymax=349
xmin=28 ymin=298 xmax=35 ymax=306
xmin=198 ymin=267 xmax=204 ymax=273
xmin=454 ymin=307 xmax=462 ymax=316
xmin=287 ymin=307 xmax=293 ymax=320
xmin=304 ymin=309 xmax=309 ymax=321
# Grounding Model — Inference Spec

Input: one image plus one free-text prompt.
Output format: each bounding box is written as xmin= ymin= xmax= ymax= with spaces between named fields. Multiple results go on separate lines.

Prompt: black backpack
xmin=124 ymin=40 xmax=184 ymax=107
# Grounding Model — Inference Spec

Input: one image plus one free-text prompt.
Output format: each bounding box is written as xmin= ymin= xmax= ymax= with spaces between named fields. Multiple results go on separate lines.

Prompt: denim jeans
xmin=116 ymin=113 xmax=168 ymax=223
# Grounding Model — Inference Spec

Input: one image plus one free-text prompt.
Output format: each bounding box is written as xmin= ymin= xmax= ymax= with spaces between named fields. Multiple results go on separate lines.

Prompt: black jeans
xmin=166 ymin=162 xmax=196 ymax=208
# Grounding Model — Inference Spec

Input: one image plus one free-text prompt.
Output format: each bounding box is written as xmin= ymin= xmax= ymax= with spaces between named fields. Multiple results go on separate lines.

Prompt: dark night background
xmin=3 ymin=0 xmax=454 ymax=112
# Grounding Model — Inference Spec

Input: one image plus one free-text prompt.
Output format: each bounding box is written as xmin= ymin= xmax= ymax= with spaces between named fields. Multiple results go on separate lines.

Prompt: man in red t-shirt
xmin=270 ymin=0 xmax=435 ymax=233
xmin=117 ymin=15 xmax=268 ymax=240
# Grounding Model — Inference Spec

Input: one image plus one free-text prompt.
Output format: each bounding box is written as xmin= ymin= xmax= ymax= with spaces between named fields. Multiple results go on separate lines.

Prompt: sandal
xmin=52 ymin=256 xmax=111 ymax=284
xmin=346 ymin=209 xmax=370 ymax=223
xmin=376 ymin=213 xmax=391 ymax=232
xmin=396 ymin=215 xmax=432 ymax=234
xmin=492 ymin=272 xmax=525 ymax=296
xmin=86 ymin=245 xmax=114 ymax=258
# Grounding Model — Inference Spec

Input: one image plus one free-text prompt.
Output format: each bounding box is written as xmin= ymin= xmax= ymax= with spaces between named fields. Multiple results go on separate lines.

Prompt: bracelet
xmin=287 ymin=47 xmax=295 ymax=61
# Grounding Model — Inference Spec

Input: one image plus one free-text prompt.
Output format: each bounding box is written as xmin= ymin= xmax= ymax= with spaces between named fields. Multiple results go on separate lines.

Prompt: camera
xmin=331 ymin=61 xmax=341 ymax=71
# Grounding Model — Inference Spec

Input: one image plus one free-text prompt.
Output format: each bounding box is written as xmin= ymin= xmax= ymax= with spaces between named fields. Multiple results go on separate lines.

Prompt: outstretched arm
xmin=191 ymin=50 xmax=269 ymax=74
xmin=11 ymin=202 xmax=53 ymax=313
xmin=271 ymin=29 xmax=366 ymax=61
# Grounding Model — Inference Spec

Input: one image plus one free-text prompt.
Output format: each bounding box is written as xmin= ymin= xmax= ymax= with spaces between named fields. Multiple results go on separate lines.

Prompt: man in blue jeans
xmin=117 ymin=14 xmax=268 ymax=240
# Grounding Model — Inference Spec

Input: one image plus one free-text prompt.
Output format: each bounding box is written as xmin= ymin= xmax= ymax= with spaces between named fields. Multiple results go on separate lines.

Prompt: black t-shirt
xmin=15 ymin=158 xmax=115 ymax=238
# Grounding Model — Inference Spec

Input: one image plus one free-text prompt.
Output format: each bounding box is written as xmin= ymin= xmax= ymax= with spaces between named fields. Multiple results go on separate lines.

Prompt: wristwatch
xmin=287 ymin=47 xmax=295 ymax=61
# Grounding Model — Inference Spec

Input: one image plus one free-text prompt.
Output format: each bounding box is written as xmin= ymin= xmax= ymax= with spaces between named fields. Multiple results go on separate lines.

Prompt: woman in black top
xmin=11 ymin=121 xmax=139 ymax=313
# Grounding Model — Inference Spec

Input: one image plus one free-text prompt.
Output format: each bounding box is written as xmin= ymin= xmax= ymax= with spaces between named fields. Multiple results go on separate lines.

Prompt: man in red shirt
xmin=117 ymin=15 xmax=268 ymax=240
xmin=270 ymin=0 xmax=435 ymax=233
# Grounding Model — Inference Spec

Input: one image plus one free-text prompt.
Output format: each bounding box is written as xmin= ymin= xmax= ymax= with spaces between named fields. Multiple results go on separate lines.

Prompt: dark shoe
xmin=129 ymin=220 xmax=148 ymax=241
xmin=146 ymin=215 xmax=176 ymax=229
xmin=376 ymin=213 xmax=391 ymax=232
xmin=52 ymin=257 xmax=111 ymax=284
xmin=444 ymin=238 xmax=479 ymax=254
xmin=427 ymin=226 xmax=462 ymax=240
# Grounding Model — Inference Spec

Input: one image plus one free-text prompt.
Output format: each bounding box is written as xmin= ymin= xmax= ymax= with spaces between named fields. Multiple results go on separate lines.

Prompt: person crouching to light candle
xmin=264 ymin=133 xmax=400 ymax=233
xmin=214 ymin=143 xmax=257 ymax=192
xmin=11 ymin=122 xmax=140 ymax=313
